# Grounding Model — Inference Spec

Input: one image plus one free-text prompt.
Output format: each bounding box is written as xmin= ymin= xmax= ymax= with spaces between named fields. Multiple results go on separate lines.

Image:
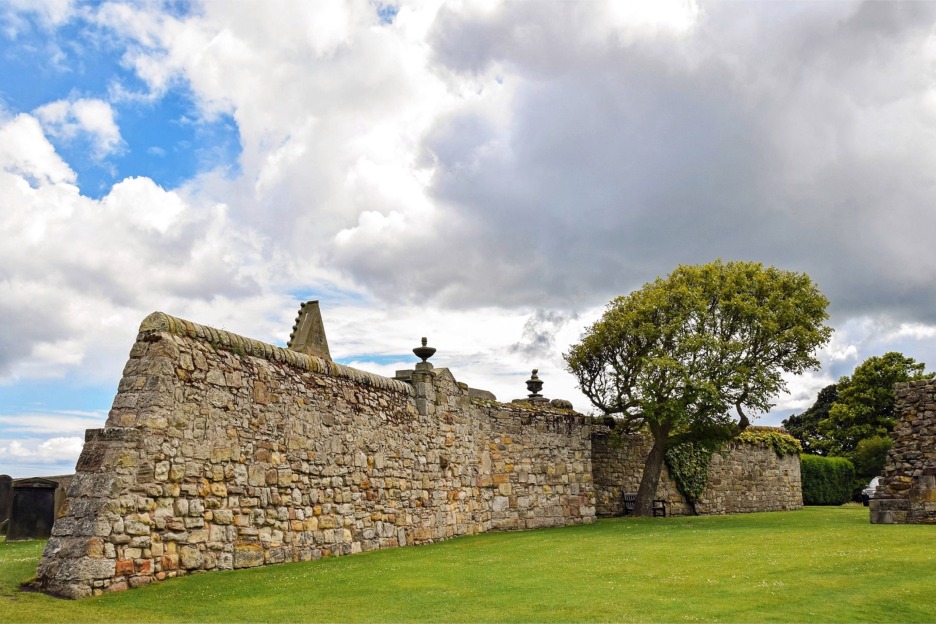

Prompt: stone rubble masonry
xmin=870 ymin=379 xmax=936 ymax=524
xmin=34 ymin=312 xmax=596 ymax=598
xmin=34 ymin=311 xmax=805 ymax=598
xmin=591 ymin=431 xmax=802 ymax=517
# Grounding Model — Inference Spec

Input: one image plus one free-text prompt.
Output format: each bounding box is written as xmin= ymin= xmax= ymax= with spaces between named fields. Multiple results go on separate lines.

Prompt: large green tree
xmin=781 ymin=383 xmax=837 ymax=455
xmin=565 ymin=260 xmax=832 ymax=516
xmin=818 ymin=352 xmax=932 ymax=457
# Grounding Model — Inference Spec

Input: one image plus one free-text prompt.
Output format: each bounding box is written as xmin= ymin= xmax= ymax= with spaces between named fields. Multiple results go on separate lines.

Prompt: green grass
xmin=2 ymin=506 xmax=934 ymax=622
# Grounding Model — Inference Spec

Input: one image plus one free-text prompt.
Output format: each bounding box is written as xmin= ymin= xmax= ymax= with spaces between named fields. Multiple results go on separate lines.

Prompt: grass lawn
xmin=1 ymin=505 xmax=934 ymax=622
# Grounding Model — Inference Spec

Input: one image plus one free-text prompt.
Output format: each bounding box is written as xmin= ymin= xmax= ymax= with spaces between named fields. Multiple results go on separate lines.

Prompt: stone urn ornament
xmin=526 ymin=369 xmax=546 ymax=402
xmin=413 ymin=337 xmax=436 ymax=363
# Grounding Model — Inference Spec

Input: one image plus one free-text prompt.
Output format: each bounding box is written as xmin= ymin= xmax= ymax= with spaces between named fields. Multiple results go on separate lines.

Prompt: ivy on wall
xmin=665 ymin=427 xmax=801 ymax=509
xmin=737 ymin=427 xmax=802 ymax=457
xmin=665 ymin=441 xmax=714 ymax=504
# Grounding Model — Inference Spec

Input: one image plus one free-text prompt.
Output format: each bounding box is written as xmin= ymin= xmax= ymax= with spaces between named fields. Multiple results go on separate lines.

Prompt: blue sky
xmin=0 ymin=5 xmax=240 ymax=198
xmin=4 ymin=0 xmax=936 ymax=477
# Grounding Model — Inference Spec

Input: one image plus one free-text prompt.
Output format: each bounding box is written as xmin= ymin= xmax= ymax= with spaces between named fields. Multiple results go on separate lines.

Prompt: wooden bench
xmin=622 ymin=492 xmax=667 ymax=517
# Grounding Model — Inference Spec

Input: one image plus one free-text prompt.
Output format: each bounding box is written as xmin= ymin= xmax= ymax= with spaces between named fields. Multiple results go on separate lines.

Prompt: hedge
xmin=800 ymin=454 xmax=855 ymax=505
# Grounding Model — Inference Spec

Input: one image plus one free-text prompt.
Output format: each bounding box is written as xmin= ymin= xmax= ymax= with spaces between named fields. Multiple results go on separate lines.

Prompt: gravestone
xmin=6 ymin=477 xmax=58 ymax=541
xmin=0 ymin=474 xmax=11 ymax=533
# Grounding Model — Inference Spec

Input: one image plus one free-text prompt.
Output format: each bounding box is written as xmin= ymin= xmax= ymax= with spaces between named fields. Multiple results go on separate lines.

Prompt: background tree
xmin=781 ymin=384 xmax=837 ymax=455
xmin=849 ymin=435 xmax=893 ymax=482
xmin=818 ymin=352 xmax=932 ymax=457
xmin=565 ymin=260 xmax=832 ymax=516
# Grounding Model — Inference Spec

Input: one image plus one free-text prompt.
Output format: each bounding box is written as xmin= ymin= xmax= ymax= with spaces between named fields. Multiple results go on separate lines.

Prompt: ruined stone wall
xmin=870 ymin=379 xmax=936 ymax=524
xmin=35 ymin=313 xmax=594 ymax=598
xmin=592 ymin=431 xmax=802 ymax=517
xmin=34 ymin=309 xmax=809 ymax=599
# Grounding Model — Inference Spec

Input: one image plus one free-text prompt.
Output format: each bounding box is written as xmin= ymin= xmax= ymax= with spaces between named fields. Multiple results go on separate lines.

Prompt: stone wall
xmin=592 ymin=430 xmax=802 ymax=517
xmin=35 ymin=312 xmax=595 ymax=598
xmin=870 ymin=379 xmax=936 ymax=524
xmin=34 ymin=308 xmax=807 ymax=598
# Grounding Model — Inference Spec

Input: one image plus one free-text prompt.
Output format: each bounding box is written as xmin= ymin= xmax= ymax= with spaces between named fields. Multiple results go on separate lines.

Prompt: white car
xmin=861 ymin=476 xmax=882 ymax=505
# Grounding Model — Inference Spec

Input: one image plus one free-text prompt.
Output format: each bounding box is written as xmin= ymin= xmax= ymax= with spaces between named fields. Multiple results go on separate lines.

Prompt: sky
xmin=3 ymin=0 xmax=936 ymax=478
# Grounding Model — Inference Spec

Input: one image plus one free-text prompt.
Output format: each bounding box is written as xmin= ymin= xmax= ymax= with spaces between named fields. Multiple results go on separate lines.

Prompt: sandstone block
xmin=128 ymin=575 xmax=152 ymax=588
xmin=213 ymin=509 xmax=234 ymax=525
xmin=125 ymin=520 xmax=150 ymax=536
xmin=210 ymin=482 xmax=227 ymax=497
xmin=233 ymin=543 xmax=264 ymax=568
xmin=248 ymin=465 xmax=267 ymax=487
xmin=180 ymin=546 xmax=204 ymax=570
xmin=64 ymin=557 xmax=117 ymax=582
xmin=115 ymin=559 xmax=134 ymax=576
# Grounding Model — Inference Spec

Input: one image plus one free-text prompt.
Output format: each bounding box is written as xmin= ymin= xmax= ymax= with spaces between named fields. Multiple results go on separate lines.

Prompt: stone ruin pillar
xmin=870 ymin=379 xmax=936 ymax=524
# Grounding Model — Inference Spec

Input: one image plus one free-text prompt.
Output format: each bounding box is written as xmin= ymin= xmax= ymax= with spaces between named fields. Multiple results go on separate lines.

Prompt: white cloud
xmin=0 ymin=113 xmax=76 ymax=186
xmin=3 ymin=0 xmax=936 ymax=444
xmin=0 ymin=411 xmax=105 ymax=436
xmin=604 ymin=0 xmax=701 ymax=38
xmin=885 ymin=323 xmax=936 ymax=341
xmin=1 ymin=0 xmax=74 ymax=37
xmin=0 ymin=437 xmax=83 ymax=469
xmin=33 ymin=98 xmax=124 ymax=160
xmin=101 ymin=176 xmax=186 ymax=234
xmin=0 ymin=111 xmax=286 ymax=382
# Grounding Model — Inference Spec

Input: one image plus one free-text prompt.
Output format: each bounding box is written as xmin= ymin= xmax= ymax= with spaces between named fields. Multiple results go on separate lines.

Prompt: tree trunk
xmin=634 ymin=422 xmax=669 ymax=516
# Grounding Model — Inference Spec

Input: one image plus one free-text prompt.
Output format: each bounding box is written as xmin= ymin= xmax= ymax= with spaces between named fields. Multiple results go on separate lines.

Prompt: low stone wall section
xmin=870 ymin=379 xmax=936 ymax=524
xmin=592 ymin=431 xmax=802 ymax=517
xmin=35 ymin=313 xmax=594 ymax=598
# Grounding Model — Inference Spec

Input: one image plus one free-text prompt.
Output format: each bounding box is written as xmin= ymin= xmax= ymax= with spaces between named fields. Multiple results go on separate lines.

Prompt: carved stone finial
xmin=287 ymin=301 xmax=331 ymax=361
xmin=526 ymin=369 xmax=546 ymax=402
xmin=413 ymin=337 xmax=436 ymax=363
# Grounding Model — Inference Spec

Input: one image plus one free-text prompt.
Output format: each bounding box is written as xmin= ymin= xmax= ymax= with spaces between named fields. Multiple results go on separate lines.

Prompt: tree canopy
xmin=818 ymin=352 xmax=931 ymax=456
xmin=565 ymin=260 xmax=832 ymax=515
xmin=781 ymin=383 xmax=837 ymax=455
xmin=783 ymin=352 xmax=932 ymax=492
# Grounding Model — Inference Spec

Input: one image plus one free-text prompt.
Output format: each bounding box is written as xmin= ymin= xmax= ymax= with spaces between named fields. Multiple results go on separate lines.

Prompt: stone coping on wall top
xmin=139 ymin=311 xmax=414 ymax=396
xmin=895 ymin=378 xmax=936 ymax=391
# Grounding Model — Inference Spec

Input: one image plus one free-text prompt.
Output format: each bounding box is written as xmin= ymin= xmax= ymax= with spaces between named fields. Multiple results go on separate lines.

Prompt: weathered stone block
xmin=125 ymin=520 xmax=150 ymax=536
xmin=128 ymin=575 xmax=152 ymax=588
xmin=115 ymin=559 xmax=134 ymax=576
xmin=209 ymin=482 xmax=227 ymax=497
xmin=180 ymin=546 xmax=204 ymax=569
xmin=62 ymin=557 xmax=117 ymax=582
xmin=233 ymin=542 xmax=264 ymax=568
xmin=213 ymin=509 xmax=234 ymax=525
